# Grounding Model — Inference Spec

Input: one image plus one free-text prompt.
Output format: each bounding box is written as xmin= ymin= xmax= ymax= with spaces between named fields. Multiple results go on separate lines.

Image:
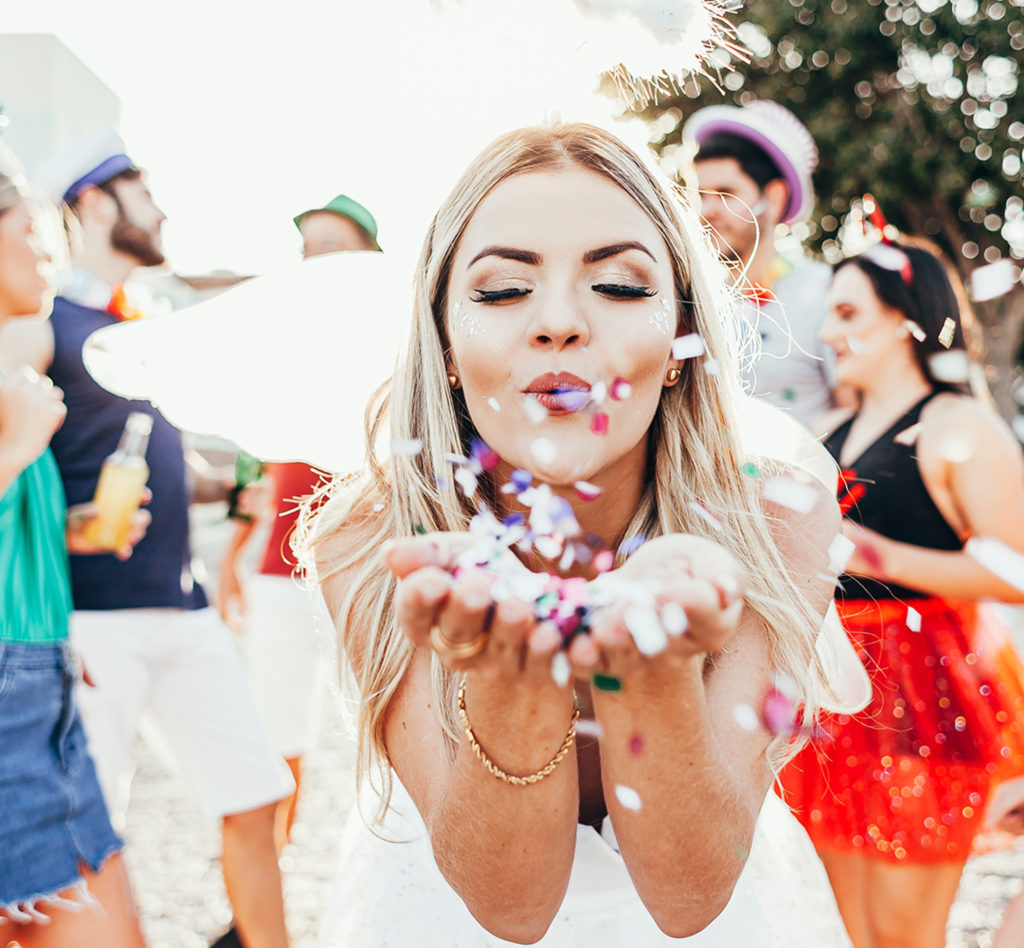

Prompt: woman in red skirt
xmin=782 ymin=238 xmax=1024 ymax=948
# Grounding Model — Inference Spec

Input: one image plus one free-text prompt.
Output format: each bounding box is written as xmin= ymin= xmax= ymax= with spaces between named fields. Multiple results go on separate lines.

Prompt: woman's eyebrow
xmin=467 ymin=246 xmax=541 ymax=267
xmin=583 ymin=242 xmax=656 ymax=264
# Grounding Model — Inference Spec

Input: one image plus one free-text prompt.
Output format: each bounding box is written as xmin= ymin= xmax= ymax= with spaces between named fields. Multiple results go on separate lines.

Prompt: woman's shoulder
xmin=919 ymin=392 xmax=1021 ymax=461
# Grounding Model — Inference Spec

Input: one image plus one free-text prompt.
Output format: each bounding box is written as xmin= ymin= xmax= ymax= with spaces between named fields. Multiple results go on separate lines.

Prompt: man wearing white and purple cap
xmin=683 ymin=101 xmax=842 ymax=426
xmin=0 ymin=129 xmax=294 ymax=948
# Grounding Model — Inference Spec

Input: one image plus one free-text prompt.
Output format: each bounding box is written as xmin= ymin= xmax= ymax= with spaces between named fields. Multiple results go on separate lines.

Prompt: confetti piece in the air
xmin=618 ymin=534 xmax=647 ymax=556
xmin=827 ymin=533 xmax=856 ymax=574
xmin=610 ymin=377 xmax=632 ymax=400
xmin=966 ymin=537 xmax=1024 ymax=593
xmin=577 ymin=719 xmax=604 ymax=740
xmin=470 ymin=438 xmax=500 ymax=471
xmin=740 ymin=462 xmax=760 ymax=478
xmin=907 ymin=606 xmax=921 ymax=632
xmin=732 ymin=703 xmax=760 ymax=732
xmin=614 ymin=784 xmax=643 ymax=811
xmin=970 ymin=259 xmax=1017 ymax=302
xmin=672 ymin=333 xmax=705 ymax=360
xmin=523 ymin=396 xmax=549 ymax=423
xmin=938 ymin=318 xmax=956 ymax=349
xmin=530 ymin=437 xmax=557 ymax=465
xmin=704 ymin=359 xmax=720 ymax=375
xmin=551 ymin=651 xmax=571 ymax=687
xmin=848 ymin=336 xmax=870 ymax=354
xmin=625 ymin=606 xmax=668 ymax=656
xmin=372 ymin=503 xmax=385 ymax=513
xmin=928 ymin=350 xmax=970 ymax=384
xmin=574 ymin=480 xmax=602 ymax=501
xmin=762 ymin=476 xmax=818 ymax=514
xmin=660 ymin=601 xmax=688 ymax=636
xmin=391 ymin=438 xmax=423 ymax=456
xmin=594 ymin=550 xmax=615 ymax=573
xmin=628 ymin=733 xmax=645 ymax=756
xmin=688 ymin=500 xmax=722 ymax=531
xmin=591 ymin=412 xmax=609 ymax=435
xmin=903 ymin=320 xmax=927 ymax=343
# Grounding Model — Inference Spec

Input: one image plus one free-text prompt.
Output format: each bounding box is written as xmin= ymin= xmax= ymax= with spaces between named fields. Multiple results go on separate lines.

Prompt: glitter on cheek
xmin=452 ymin=300 xmax=484 ymax=337
xmin=648 ymin=295 xmax=673 ymax=335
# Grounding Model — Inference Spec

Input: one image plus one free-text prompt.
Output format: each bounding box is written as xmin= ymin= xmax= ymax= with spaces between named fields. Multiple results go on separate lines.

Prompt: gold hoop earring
xmin=447 ymin=373 xmax=459 ymax=389
xmin=665 ymin=367 xmax=681 ymax=385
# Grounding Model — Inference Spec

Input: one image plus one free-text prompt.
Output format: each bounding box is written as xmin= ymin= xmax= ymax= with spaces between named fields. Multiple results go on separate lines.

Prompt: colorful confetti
xmin=614 ymin=784 xmax=643 ymax=811
xmin=671 ymin=333 xmax=705 ymax=360
xmin=762 ymin=476 xmax=818 ymax=514
xmin=591 ymin=412 xmax=609 ymax=435
xmin=592 ymin=672 xmax=622 ymax=692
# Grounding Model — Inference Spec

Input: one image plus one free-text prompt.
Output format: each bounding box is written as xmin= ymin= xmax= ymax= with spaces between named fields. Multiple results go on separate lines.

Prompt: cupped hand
xmin=567 ymin=534 xmax=746 ymax=682
xmin=386 ymin=533 xmax=563 ymax=685
xmin=65 ymin=496 xmax=152 ymax=560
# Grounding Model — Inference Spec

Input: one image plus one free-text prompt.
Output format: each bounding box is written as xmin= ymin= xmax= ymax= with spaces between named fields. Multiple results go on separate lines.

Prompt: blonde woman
xmin=304 ymin=123 xmax=854 ymax=946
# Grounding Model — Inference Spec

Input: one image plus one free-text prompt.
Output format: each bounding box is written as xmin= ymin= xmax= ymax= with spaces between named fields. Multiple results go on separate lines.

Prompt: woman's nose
xmin=529 ymin=286 xmax=589 ymax=350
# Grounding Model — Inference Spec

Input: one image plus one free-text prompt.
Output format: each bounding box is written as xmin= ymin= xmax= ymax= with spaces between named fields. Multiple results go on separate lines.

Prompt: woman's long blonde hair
xmin=299 ymin=122 xmax=825 ymax=823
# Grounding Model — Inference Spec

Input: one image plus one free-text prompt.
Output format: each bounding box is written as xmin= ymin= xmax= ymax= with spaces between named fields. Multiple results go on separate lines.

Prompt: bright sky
xmin=2 ymin=0 xmax=704 ymax=279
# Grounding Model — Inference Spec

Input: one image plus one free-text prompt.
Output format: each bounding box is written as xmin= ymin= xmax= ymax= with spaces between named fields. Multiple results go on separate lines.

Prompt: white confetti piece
xmin=530 ymin=437 xmax=556 ymax=465
xmin=762 ymin=476 xmax=818 ymax=514
xmin=938 ymin=317 xmax=956 ymax=349
xmin=624 ymin=606 xmax=668 ymax=656
xmin=453 ymin=466 xmax=478 ymax=498
xmin=590 ymin=380 xmax=608 ymax=404
xmin=827 ymin=533 xmax=856 ymax=574
xmin=903 ymin=320 xmax=927 ymax=342
xmin=534 ymin=535 xmax=563 ymax=559
xmin=574 ymin=480 xmax=602 ymax=500
xmin=614 ymin=784 xmax=643 ymax=811
xmin=688 ymin=500 xmax=722 ymax=531
xmin=970 ymin=259 xmax=1018 ymax=302
xmin=703 ymin=358 xmax=720 ymax=375
xmin=390 ymin=438 xmax=423 ymax=456
xmin=732 ymin=703 xmax=760 ymax=732
xmin=660 ymin=601 xmax=688 ymax=636
xmin=372 ymin=502 xmax=385 ymax=513
xmin=487 ymin=396 xmax=501 ymax=411
xmin=671 ymin=332 xmax=705 ymax=360
xmin=906 ymin=607 xmax=921 ymax=632
xmin=928 ymin=350 xmax=970 ymax=384
xmin=576 ymin=719 xmax=604 ymax=740
xmin=551 ymin=651 xmax=571 ymax=687
xmin=523 ymin=396 xmax=549 ymax=423
xmin=966 ymin=537 xmax=1024 ymax=594
xmin=847 ymin=336 xmax=870 ymax=354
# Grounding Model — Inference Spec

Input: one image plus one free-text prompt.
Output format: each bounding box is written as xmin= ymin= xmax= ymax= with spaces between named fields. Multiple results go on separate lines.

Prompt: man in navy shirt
xmin=1 ymin=129 xmax=293 ymax=948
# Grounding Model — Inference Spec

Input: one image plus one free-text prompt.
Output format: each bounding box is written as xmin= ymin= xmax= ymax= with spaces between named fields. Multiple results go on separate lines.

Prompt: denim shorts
xmin=0 ymin=641 xmax=122 ymax=906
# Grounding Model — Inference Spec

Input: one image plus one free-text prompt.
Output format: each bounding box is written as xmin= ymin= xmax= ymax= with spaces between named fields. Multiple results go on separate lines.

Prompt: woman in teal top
xmin=0 ymin=155 xmax=147 ymax=946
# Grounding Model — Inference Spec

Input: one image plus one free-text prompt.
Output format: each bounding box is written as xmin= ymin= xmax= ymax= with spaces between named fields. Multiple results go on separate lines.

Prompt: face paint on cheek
xmin=453 ymin=300 xmax=484 ymax=338
xmin=648 ymin=296 xmax=674 ymax=336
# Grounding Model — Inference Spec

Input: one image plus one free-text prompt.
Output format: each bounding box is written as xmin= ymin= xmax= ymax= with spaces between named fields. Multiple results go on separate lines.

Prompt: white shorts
xmin=242 ymin=574 xmax=331 ymax=759
xmin=71 ymin=607 xmax=294 ymax=829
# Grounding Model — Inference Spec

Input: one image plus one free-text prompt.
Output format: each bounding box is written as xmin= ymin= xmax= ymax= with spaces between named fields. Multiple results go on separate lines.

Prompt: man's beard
xmin=111 ymin=214 xmax=165 ymax=268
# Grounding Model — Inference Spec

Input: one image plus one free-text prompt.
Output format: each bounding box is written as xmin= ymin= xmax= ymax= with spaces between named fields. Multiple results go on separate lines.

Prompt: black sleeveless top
xmin=825 ymin=392 xmax=961 ymax=602
xmin=48 ymin=297 xmax=207 ymax=611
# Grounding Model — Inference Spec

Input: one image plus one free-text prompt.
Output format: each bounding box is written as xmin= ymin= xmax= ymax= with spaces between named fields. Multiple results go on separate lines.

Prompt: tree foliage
xmin=621 ymin=0 xmax=1024 ymax=413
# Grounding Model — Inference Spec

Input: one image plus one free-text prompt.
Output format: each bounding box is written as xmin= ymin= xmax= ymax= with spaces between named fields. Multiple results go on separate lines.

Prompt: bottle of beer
xmin=227 ymin=449 xmax=264 ymax=521
xmin=84 ymin=411 xmax=152 ymax=550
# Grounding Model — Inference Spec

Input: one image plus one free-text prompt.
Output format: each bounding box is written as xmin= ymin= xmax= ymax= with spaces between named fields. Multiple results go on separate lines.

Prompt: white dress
xmin=317 ymin=776 xmax=852 ymax=947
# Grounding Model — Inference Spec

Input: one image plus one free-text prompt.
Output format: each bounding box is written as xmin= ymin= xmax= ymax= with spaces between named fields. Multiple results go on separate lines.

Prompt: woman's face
xmin=0 ymin=199 xmax=50 ymax=319
xmin=820 ymin=263 xmax=913 ymax=389
xmin=445 ymin=166 xmax=680 ymax=487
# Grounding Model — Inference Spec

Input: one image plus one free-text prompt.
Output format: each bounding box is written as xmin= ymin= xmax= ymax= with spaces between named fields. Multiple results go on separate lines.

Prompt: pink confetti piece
xmin=614 ymin=784 xmax=643 ymax=811
xmin=628 ymin=733 xmax=645 ymax=756
xmin=574 ymin=480 xmax=602 ymax=500
xmin=610 ymin=376 xmax=632 ymax=400
xmin=591 ymin=412 xmax=609 ymax=435
xmin=594 ymin=550 xmax=615 ymax=573
xmin=671 ymin=333 xmax=705 ymax=360
xmin=762 ymin=476 xmax=818 ymax=514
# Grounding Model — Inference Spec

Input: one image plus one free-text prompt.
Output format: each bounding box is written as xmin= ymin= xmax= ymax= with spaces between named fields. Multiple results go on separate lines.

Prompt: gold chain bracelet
xmin=456 ymin=675 xmax=580 ymax=786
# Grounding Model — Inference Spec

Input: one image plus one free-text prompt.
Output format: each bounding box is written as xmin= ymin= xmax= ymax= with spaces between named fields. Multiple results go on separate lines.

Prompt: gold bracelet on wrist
xmin=456 ymin=675 xmax=580 ymax=786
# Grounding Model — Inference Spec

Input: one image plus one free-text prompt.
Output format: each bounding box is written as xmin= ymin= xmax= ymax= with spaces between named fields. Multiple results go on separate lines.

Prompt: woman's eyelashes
xmin=469 ymin=283 xmax=656 ymax=304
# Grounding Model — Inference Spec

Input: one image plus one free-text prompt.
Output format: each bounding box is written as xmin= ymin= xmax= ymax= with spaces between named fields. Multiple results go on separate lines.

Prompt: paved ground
xmin=118 ymin=503 xmax=1024 ymax=947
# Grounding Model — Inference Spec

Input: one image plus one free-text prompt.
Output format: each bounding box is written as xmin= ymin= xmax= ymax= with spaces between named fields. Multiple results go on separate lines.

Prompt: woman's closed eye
xmin=470 ymin=287 xmax=532 ymax=304
xmin=592 ymin=283 xmax=656 ymax=299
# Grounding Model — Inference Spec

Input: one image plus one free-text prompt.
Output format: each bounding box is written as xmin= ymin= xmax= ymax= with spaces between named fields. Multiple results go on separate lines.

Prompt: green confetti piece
xmin=740 ymin=462 xmax=761 ymax=478
xmin=592 ymin=672 xmax=622 ymax=692
xmin=782 ymin=388 xmax=797 ymax=402
xmin=413 ymin=523 xmax=427 ymax=535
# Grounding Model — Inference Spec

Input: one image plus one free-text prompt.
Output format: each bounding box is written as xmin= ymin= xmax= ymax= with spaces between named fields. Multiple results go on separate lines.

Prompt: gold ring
xmin=430 ymin=625 xmax=488 ymax=659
